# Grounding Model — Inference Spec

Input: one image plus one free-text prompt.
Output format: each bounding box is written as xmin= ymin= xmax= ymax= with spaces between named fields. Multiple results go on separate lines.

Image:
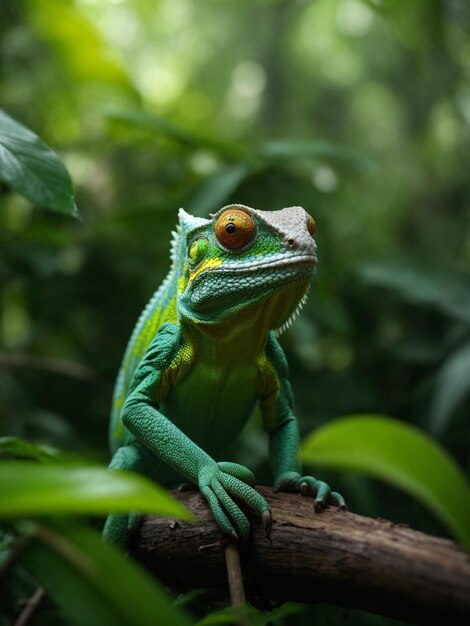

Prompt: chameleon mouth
xmin=209 ymin=253 xmax=317 ymax=275
xmin=183 ymin=251 xmax=315 ymax=322
xmin=185 ymin=253 xmax=317 ymax=308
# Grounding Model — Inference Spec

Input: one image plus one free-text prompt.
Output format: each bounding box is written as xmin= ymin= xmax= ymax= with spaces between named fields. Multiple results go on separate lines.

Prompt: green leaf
xmin=21 ymin=520 xmax=191 ymax=626
xmin=259 ymin=139 xmax=375 ymax=170
xmin=28 ymin=0 xmax=136 ymax=92
xmin=429 ymin=339 xmax=470 ymax=434
xmin=0 ymin=437 xmax=60 ymax=462
xmin=194 ymin=603 xmax=303 ymax=626
xmin=300 ymin=415 xmax=470 ymax=547
xmin=105 ymin=106 xmax=250 ymax=161
xmin=356 ymin=261 xmax=470 ymax=324
xmin=254 ymin=602 xmax=304 ymax=624
xmin=0 ymin=462 xmax=193 ymax=521
xmin=0 ymin=109 xmax=79 ymax=218
xmin=187 ymin=164 xmax=252 ymax=216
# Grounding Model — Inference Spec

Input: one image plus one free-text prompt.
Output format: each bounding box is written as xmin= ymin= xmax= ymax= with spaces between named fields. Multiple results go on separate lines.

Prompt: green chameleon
xmin=104 ymin=204 xmax=346 ymax=548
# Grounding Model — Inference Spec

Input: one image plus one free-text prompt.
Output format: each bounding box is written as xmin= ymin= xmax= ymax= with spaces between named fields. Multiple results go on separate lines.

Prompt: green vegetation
xmin=1 ymin=0 xmax=469 ymax=624
xmin=301 ymin=414 xmax=470 ymax=547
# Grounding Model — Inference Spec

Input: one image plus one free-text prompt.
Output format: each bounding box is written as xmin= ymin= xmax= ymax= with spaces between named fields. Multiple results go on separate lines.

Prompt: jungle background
xmin=1 ymin=0 xmax=470 ymax=625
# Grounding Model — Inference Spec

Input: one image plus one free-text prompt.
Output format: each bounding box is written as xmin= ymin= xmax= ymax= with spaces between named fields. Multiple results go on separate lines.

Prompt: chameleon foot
xmin=199 ymin=461 xmax=270 ymax=540
xmin=274 ymin=472 xmax=347 ymax=511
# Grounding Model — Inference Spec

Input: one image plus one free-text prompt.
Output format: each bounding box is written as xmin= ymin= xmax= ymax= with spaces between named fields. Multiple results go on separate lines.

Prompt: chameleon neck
xmin=182 ymin=302 xmax=270 ymax=366
xmin=180 ymin=279 xmax=309 ymax=365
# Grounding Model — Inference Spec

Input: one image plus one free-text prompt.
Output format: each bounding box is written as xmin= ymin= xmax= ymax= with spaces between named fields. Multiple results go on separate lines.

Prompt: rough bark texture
xmin=130 ymin=487 xmax=470 ymax=625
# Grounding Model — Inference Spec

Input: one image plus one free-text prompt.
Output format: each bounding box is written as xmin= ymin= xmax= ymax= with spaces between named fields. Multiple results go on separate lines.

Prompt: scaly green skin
xmin=104 ymin=204 xmax=346 ymax=548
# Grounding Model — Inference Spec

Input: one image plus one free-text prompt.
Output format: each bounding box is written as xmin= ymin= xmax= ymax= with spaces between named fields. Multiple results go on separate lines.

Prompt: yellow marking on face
xmin=189 ymin=257 xmax=222 ymax=282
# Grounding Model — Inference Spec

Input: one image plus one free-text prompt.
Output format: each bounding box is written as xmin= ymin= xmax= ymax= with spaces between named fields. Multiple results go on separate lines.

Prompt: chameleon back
xmin=109 ymin=224 xmax=182 ymax=450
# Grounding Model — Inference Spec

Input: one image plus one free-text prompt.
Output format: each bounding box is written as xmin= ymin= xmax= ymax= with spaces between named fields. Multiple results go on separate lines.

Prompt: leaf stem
xmin=14 ymin=587 xmax=45 ymax=626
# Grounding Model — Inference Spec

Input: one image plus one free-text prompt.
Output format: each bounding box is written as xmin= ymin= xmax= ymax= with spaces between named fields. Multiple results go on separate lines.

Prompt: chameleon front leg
xmin=269 ymin=414 xmax=346 ymax=511
xmin=123 ymin=393 xmax=270 ymax=538
xmin=264 ymin=332 xmax=346 ymax=511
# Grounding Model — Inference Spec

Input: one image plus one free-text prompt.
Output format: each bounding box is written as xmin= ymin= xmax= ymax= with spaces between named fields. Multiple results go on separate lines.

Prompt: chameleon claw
xmin=262 ymin=510 xmax=272 ymax=530
xmin=313 ymin=498 xmax=326 ymax=513
xmin=330 ymin=491 xmax=348 ymax=510
xmin=336 ymin=497 xmax=348 ymax=511
xmin=300 ymin=481 xmax=309 ymax=496
xmin=231 ymin=530 xmax=239 ymax=541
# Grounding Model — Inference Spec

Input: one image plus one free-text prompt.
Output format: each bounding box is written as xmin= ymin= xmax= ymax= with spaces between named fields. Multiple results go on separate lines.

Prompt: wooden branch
xmin=130 ymin=487 xmax=470 ymax=625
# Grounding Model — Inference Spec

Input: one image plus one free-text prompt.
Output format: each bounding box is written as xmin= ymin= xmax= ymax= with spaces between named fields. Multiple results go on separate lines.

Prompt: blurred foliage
xmin=1 ymin=0 xmax=470 ymax=624
xmin=301 ymin=414 xmax=470 ymax=546
xmin=0 ymin=109 xmax=79 ymax=218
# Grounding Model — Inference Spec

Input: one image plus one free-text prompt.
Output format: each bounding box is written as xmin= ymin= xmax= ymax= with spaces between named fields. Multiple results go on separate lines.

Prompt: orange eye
xmin=307 ymin=214 xmax=316 ymax=237
xmin=214 ymin=208 xmax=256 ymax=250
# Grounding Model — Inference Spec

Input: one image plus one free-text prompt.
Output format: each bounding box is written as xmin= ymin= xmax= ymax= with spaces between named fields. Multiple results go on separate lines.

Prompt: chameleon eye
xmin=188 ymin=237 xmax=209 ymax=267
xmin=214 ymin=208 xmax=256 ymax=251
xmin=307 ymin=214 xmax=316 ymax=237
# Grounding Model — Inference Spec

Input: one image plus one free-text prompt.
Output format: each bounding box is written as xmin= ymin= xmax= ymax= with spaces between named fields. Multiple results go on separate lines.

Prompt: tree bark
xmin=130 ymin=487 xmax=470 ymax=625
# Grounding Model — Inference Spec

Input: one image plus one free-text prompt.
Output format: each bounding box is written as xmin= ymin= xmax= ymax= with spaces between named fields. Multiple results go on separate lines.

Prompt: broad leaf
xmin=0 ymin=462 xmax=193 ymax=521
xmin=0 ymin=109 xmax=79 ymax=218
xmin=0 ymin=437 xmax=60 ymax=462
xmin=194 ymin=602 xmax=303 ymax=626
xmin=429 ymin=339 xmax=470 ymax=434
xmin=259 ymin=139 xmax=374 ymax=170
xmin=21 ymin=520 xmax=191 ymax=626
xmin=356 ymin=261 xmax=470 ymax=324
xmin=300 ymin=414 xmax=470 ymax=547
xmin=105 ymin=107 xmax=250 ymax=160
xmin=28 ymin=0 xmax=135 ymax=91
xmin=187 ymin=164 xmax=252 ymax=216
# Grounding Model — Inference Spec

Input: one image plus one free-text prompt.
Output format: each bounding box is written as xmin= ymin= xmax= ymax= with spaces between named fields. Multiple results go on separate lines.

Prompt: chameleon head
xmin=175 ymin=204 xmax=318 ymax=332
